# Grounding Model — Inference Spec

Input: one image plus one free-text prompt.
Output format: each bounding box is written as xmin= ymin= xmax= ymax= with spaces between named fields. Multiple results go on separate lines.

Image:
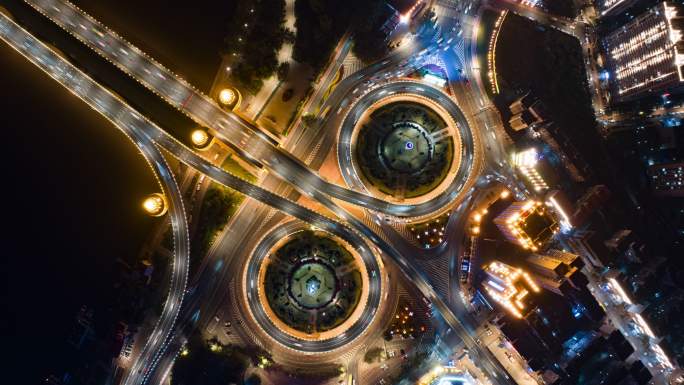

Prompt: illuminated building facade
xmin=603 ymin=2 xmax=684 ymax=102
xmin=647 ymin=161 xmax=684 ymax=196
xmin=494 ymin=201 xmax=559 ymax=251
xmin=599 ymin=0 xmax=639 ymax=17
xmin=512 ymin=148 xmax=549 ymax=192
xmin=482 ymin=261 xmax=540 ymax=318
xmin=417 ymin=366 xmax=476 ymax=385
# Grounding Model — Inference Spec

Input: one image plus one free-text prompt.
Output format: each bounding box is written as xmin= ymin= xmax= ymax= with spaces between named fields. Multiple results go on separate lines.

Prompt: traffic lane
xmin=34 ymin=0 xmax=468 ymax=217
xmin=13 ymin=5 xmax=513 ymax=381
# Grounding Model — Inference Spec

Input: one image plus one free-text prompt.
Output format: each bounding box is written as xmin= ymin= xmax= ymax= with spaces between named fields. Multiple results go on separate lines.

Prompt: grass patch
xmin=221 ymin=155 xmax=257 ymax=184
xmin=192 ymin=183 xmax=244 ymax=261
xmin=172 ymin=334 xmax=248 ymax=385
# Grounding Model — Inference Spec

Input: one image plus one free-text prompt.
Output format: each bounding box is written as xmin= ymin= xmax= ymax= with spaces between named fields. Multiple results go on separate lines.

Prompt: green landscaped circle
xmin=263 ymin=231 xmax=363 ymax=334
xmin=355 ymin=101 xmax=454 ymax=199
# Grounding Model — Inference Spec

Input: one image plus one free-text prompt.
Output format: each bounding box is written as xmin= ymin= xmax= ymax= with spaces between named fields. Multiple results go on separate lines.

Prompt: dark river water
xmin=1 ymin=0 xmax=235 ymax=381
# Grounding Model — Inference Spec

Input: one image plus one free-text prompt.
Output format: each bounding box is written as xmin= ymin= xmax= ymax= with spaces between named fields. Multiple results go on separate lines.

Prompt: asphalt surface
xmin=6 ymin=0 xmax=522 ymax=383
xmin=24 ymin=0 xmax=477 ymax=218
xmin=0 ymin=15 xmax=384 ymax=383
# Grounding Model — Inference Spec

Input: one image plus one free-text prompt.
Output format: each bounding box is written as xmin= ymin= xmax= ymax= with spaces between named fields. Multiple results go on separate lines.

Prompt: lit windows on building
xmin=512 ymin=148 xmax=549 ymax=192
xmin=603 ymin=2 xmax=684 ymax=101
xmin=600 ymin=0 xmax=639 ymax=17
xmin=482 ymin=261 xmax=540 ymax=318
xmin=494 ymin=201 xmax=560 ymax=251
xmin=647 ymin=162 xmax=684 ymax=196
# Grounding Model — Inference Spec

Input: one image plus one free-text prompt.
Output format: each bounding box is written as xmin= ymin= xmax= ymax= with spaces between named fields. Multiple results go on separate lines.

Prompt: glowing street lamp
xmin=218 ymin=88 xmax=236 ymax=105
xmin=142 ymin=193 xmax=167 ymax=217
xmin=190 ymin=129 xmax=211 ymax=148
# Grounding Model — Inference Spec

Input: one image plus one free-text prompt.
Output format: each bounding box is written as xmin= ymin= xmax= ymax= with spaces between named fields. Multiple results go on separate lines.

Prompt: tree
xmin=277 ymin=62 xmax=290 ymax=81
xmin=364 ymin=347 xmax=384 ymax=363
xmin=245 ymin=374 xmax=262 ymax=385
xmin=302 ymin=114 xmax=318 ymax=128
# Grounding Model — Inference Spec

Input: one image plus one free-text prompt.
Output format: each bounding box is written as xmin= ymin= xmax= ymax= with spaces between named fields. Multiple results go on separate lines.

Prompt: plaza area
xmin=261 ymin=231 xmax=364 ymax=335
xmin=355 ymin=101 xmax=454 ymax=199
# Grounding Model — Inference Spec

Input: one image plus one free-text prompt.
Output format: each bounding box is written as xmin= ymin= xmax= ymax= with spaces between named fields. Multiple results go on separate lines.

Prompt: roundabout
xmin=337 ymin=80 xmax=478 ymax=218
xmin=243 ymin=221 xmax=384 ymax=353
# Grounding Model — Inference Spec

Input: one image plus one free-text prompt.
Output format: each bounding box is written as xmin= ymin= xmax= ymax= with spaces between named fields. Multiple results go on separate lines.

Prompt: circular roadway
xmin=337 ymin=80 xmax=476 ymax=219
xmin=244 ymin=221 xmax=383 ymax=353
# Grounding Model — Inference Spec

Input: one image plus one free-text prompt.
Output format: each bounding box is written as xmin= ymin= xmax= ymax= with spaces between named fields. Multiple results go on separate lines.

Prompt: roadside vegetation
xmin=223 ymin=0 xmax=289 ymax=94
xmin=192 ymin=184 xmax=243 ymax=261
xmin=542 ymin=0 xmax=578 ymax=18
xmin=293 ymin=0 xmax=397 ymax=70
xmin=191 ymin=156 xmax=255 ymax=263
xmin=172 ymin=335 xmax=248 ymax=385
xmin=221 ymin=155 xmax=258 ymax=183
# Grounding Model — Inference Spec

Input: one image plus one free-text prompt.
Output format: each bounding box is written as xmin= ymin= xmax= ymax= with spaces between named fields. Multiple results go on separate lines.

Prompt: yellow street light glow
xmin=218 ymin=88 xmax=236 ymax=105
xmin=500 ymin=190 xmax=510 ymax=199
xmin=191 ymin=129 xmax=210 ymax=147
xmin=142 ymin=193 xmax=166 ymax=216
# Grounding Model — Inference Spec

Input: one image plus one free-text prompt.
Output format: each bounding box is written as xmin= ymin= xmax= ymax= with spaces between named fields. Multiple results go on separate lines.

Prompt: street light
xmin=191 ymin=129 xmax=210 ymax=147
xmin=219 ymin=88 xmax=235 ymax=105
xmin=142 ymin=193 xmax=167 ymax=217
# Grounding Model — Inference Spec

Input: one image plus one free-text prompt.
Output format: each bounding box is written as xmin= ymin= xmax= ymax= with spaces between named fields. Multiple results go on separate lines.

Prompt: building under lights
xmin=493 ymin=201 xmax=559 ymax=251
xmin=603 ymin=2 xmax=684 ymax=102
xmin=512 ymin=148 xmax=549 ymax=192
xmin=647 ymin=161 xmax=684 ymax=196
xmin=525 ymin=251 xmax=605 ymax=322
xmin=599 ymin=0 xmax=639 ymax=17
xmin=417 ymin=366 xmax=476 ymax=385
xmin=482 ymin=261 xmax=540 ymax=318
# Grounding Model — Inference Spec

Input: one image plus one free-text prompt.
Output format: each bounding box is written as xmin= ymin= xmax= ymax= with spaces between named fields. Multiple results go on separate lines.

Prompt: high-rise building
xmin=647 ymin=161 xmax=684 ymax=196
xmin=494 ymin=201 xmax=559 ymax=251
xmin=603 ymin=2 xmax=684 ymax=102
xmin=482 ymin=261 xmax=541 ymax=318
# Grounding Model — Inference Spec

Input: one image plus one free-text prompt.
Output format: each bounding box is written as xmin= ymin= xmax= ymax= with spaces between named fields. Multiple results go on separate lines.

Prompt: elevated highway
xmin=25 ymin=0 xmax=477 ymax=219
xmin=2 ymin=2 xmax=519 ymax=384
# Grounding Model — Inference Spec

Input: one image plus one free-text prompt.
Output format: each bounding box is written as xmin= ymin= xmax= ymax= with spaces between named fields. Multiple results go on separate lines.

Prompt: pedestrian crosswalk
xmin=415 ymin=254 xmax=452 ymax=301
xmin=341 ymin=52 xmax=366 ymax=81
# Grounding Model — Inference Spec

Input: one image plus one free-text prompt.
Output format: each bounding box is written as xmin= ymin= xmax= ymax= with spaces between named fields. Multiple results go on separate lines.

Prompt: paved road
xmin=0 ymin=15 xmax=386 ymax=383
xmin=7 ymin=1 xmax=521 ymax=383
xmin=25 ymin=0 xmax=479 ymax=218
